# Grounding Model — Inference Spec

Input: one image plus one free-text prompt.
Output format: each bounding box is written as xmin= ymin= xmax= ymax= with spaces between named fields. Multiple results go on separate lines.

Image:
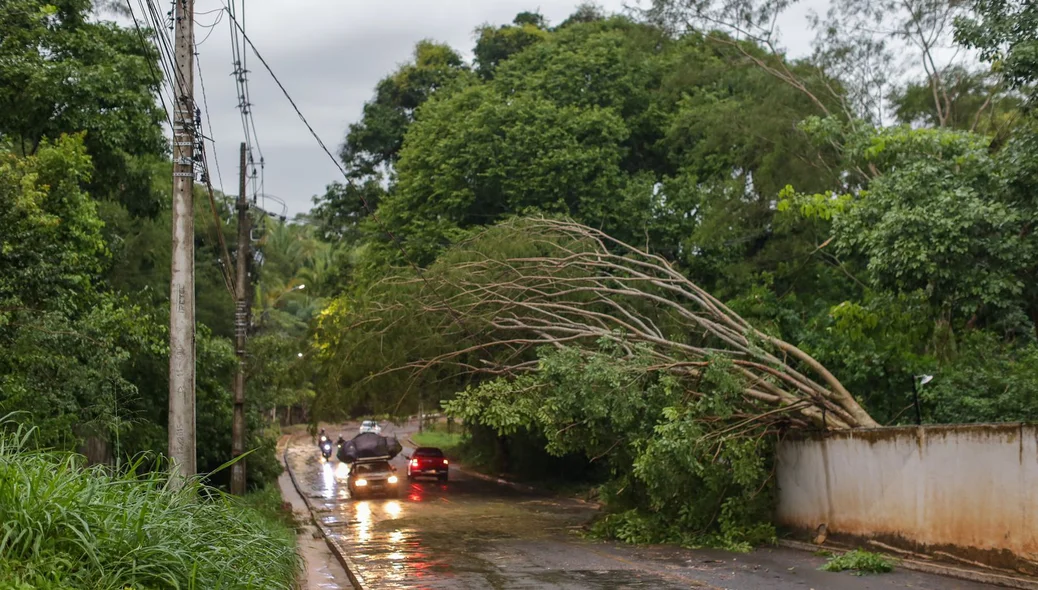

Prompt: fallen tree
xmin=313 ymin=217 xmax=879 ymax=548
xmin=361 ymin=217 xmax=876 ymax=430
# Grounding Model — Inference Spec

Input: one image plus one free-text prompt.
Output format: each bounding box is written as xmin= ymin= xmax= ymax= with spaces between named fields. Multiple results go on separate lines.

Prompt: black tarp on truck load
xmin=336 ymin=432 xmax=403 ymax=463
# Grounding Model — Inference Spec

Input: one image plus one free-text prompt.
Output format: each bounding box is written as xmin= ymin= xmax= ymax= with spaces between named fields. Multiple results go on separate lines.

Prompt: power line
xmin=196 ymin=52 xmax=225 ymax=194
xmin=131 ymin=0 xmax=177 ymax=122
xmin=124 ymin=0 xmax=174 ymax=132
xmin=220 ymin=0 xmax=265 ymax=206
xmin=125 ymin=0 xmax=236 ymax=298
xmin=225 ymin=0 xmax=252 ymax=150
xmin=195 ymin=9 xmax=224 ymax=45
xmin=225 ymin=9 xmax=475 ymax=335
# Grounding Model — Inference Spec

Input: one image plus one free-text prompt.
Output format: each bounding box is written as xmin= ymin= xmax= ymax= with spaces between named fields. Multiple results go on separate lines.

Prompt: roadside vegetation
xmin=0 ymin=0 xmax=324 ymax=484
xmin=1 ymin=0 xmax=325 ymax=582
xmin=411 ymin=422 xmax=464 ymax=450
xmin=820 ymin=550 xmax=897 ymax=575
xmin=0 ymin=425 xmax=299 ymax=589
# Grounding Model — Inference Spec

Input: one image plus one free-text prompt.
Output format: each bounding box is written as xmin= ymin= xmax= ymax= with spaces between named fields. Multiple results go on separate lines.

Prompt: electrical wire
xmin=225 ymin=9 xmax=476 ymax=335
xmin=222 ymin=0 xmax=264 ymax=206
xmin=195 ymin=9 xmax=224 ymax=46
xmin=196 ymin=51 xmax=225 ymax=194
xmin=124 ymin=0 xmax=174 ymax=132
xmin=126 ymin=0 xmax=236 ymax=297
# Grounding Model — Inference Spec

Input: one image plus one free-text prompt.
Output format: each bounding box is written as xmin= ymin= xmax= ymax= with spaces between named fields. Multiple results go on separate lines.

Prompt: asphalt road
xmin=287 ymin=422 xmax=1000 ymax=590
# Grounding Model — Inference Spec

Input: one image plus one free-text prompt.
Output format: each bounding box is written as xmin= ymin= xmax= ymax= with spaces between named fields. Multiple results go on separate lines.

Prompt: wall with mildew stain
xmin=775 ymin=424 xmax=1038 ymax=573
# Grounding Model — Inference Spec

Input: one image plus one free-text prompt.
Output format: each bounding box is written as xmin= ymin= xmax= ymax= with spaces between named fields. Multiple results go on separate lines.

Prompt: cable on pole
xmin=125 ymin=0 xmax=237 ymax=298
xmin=224 ymin=8 xmax=477 ymax=337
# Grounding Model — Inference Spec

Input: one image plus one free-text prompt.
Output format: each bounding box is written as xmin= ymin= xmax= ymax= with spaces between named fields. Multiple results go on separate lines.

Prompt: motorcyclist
xmin=317 ymin=428 xmax=329 ymax=445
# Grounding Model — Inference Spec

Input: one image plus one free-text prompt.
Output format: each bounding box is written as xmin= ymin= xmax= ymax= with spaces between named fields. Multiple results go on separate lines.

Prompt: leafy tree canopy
xmin=0 ymin=0 xmax=167 ymax=217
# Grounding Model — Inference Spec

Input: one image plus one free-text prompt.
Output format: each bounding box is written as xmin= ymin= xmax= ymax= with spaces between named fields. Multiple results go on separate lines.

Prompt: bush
xmin=820 ymin=550 xmax=896 ymax=575
xmin=446 ymin=342 xmax=777 ymax=551
xmin=0 ymin=425 xmax=300 ymax=589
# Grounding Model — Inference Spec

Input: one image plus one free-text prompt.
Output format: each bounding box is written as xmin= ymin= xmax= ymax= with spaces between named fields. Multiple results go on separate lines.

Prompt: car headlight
xmin=355 ymin=478 xmax=368 ymax=487
xmin=387 ymin=475 xmax=398 ymax=484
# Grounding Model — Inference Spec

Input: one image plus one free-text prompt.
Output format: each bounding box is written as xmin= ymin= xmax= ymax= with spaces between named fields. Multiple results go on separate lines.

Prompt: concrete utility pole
xmin=231 ymin=142 xmax=250 ymax=495
xmin=169 ymin=0 xmax=196 ymax=484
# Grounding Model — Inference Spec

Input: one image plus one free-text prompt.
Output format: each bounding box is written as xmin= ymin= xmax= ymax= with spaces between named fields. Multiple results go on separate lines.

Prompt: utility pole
xmin=169 ymin=0 xmax=196 ymax=484
xmin=231 ymin=142 xmax=250 ymax=495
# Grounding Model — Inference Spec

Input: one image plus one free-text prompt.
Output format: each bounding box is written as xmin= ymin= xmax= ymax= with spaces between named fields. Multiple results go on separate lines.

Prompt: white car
xmin=359 ymin=420 xmax=381 ymax=435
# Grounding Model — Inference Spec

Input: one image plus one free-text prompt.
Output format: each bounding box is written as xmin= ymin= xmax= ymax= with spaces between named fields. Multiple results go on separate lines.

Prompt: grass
xmin=0 ymin=423 xmax=300 ymax=589
xmin=820 ymin=549 xmax=896 ymax=575
xmin=411 ymin=429 xmax=464 ymax=449
xmin=411 ymin=418 xmax=466 ymax=450
xmin=241 ymin=485 xmax=300 ymax=531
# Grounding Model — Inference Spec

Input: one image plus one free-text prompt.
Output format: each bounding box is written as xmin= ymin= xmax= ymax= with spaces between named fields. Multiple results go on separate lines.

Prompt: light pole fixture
xmin=913 ymin=374 xmax=934 ymax=425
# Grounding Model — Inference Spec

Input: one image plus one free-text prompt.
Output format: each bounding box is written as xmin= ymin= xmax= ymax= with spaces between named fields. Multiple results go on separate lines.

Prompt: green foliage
xmin=311 ymin=178 xmax=384 ymax=244
xmin=240 ymin=485 xmax=300 ymax=531
xmin=325 ymin=15 xmax=838 ymax=274
xmin=920 ymin=331 xmax=1038 ymax=423
xmin=0 ymin=134 xmax=104 ymax=306
xmin=0 ymin=0 xmax=167 ymax=217
xmin=956 ymin=0 xmax=1038 ymax=105
xmin=337 ymin=40 xmax=471 ymax=178
xmin=376 ymin=85 xmax=629 ymax=264
xmin=411 ymin=430 xmax=463 ymax=450
xmin=820 ymin=550 xmax=896 ymax=575
xmin=310 ymin=280 xmax=460 ymax=418
xmin=795 ymin=123 xmax=1034 ymax=331
xmin=474 ymin=17 xmax=549 ymax=79
xmin=795 ymin=292 xmax=934 ymax=424
xmin=445 ymin=343 xmax=777 ymax=551
xmin=0 ymin=137 xmax=154 ymax=446
xmin=889 ymin=67 xmax=1021 ymax=134
xmin=0 ymin=425 xmax=299 ymax=589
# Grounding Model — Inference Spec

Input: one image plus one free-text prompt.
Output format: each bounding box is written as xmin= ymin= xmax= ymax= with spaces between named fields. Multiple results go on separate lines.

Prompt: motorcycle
xmin=319 ymin=435 xmax=333 ymax=460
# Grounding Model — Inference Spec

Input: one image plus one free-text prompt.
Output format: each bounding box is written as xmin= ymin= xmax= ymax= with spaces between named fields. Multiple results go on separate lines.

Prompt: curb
xmin=281 ymin=440 xmax=368 ymax=590
xmin=777 ymin=540 xmax=1038 ymax=590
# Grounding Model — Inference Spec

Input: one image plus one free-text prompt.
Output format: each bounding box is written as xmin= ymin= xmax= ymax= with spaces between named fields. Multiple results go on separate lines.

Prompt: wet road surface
xmin=286 ymin=423 xmax=1001 ymax=589
xmin=277 ymin=436 xmax=355 ymax=590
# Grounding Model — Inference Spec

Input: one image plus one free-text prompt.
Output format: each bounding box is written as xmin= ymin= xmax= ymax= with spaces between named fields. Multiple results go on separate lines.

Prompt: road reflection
xmin=288 ymin=432 xmax=602 ymax=588
xmin=354 ymin=501 xmax=372 ymax=543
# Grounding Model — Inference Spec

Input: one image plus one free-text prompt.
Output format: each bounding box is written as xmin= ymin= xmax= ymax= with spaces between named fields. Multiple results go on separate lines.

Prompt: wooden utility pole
xmin=231 ymin=142 xmax=250 ymax=495
xmin=169 ymin=0 xmax=196 ymax=484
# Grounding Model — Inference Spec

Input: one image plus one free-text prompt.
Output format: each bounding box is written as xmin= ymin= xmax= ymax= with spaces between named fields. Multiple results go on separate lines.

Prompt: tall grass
xmin=411 ymin=429 xmax=464 ymax=450
xmin=0 ymin=423 xmax=299 ymax=589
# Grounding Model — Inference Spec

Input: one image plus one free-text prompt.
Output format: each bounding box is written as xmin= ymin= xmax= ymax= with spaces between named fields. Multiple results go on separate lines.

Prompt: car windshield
xmin=353 ymin=461 xmax=390 ymax=474
xmin=414 ymin=448 xmax=443 ymax=457
xmin=362 ymin=421 xmax=376 ymax=427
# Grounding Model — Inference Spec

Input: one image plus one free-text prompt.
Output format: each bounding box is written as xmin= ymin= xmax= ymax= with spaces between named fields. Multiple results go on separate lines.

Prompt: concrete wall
xmin=775 ymin=424 xmax=1038 ymax=573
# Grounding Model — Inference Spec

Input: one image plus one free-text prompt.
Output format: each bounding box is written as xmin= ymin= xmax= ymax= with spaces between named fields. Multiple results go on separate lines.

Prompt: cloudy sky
xmin=151 ymin=0 xmax=822 ymax=217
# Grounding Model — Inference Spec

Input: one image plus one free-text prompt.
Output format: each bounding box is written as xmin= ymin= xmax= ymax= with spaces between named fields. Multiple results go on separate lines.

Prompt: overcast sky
xmin=161 ymin=0 xmax=822 ymax=217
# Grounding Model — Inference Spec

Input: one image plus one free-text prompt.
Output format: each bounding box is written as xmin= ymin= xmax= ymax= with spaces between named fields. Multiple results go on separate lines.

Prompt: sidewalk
xmin=276 ymin=435 xmax=357 ymax=590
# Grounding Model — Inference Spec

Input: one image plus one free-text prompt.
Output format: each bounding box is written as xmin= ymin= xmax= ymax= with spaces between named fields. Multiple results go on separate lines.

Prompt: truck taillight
xmin=410 ymin=459 xmax=419 ymax=467
xmin=443 ymin=459 xmax=448 ymax=465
